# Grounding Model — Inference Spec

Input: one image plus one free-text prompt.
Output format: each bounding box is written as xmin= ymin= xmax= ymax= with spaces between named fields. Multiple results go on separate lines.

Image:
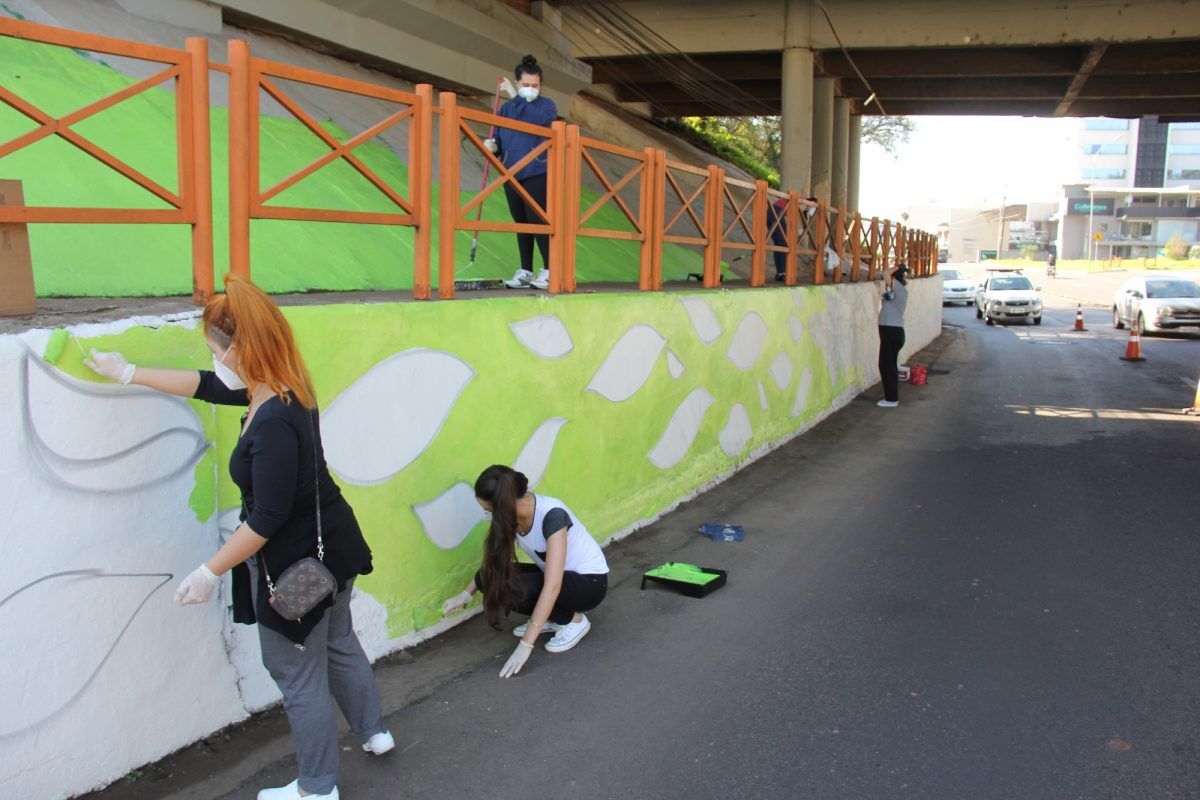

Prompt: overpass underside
xmin=559 ymin=0 xmax=1200 ymax=203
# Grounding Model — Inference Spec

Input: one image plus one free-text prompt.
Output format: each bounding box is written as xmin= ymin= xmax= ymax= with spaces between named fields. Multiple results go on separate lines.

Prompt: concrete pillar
xmin=781 ymin=0 xmax=813 ymax=194
xmin=831 ymin=97 xmax=850 ymax=209
xmin=847 ymin=114 xmax=862 ymax=213
xmin=812 ymin=78 xmax=834 ymax=203
xmin=780 ymin=48 xmax=814 ymax=194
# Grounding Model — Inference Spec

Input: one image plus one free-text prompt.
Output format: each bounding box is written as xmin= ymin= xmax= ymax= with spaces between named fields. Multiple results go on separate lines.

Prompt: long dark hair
xmin=475 ymin=465 xmax=528 ymax=628
xmin=515 ymin=54 xmax=542 ymax=81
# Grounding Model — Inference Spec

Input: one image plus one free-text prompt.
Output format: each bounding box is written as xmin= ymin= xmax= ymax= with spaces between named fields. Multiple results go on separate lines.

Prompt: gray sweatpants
xmin=255 ymin=576 xmax=386 ymax=795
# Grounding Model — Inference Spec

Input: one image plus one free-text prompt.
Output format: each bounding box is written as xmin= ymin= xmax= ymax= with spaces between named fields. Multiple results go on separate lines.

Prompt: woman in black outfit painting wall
xmin=85 ymin=276 xmax=391 ymax=800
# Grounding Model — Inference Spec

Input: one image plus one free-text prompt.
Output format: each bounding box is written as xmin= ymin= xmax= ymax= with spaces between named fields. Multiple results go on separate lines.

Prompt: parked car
xmin=940 ymin=268 xmax=976 ymax=305
xmin=975 ymin=269 xmax=1043 ymax=325
xmin=1112 ymin=275 xmax=1200 ymax=334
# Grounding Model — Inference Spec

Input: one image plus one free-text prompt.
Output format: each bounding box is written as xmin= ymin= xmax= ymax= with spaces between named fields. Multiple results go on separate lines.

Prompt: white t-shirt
xmin=516 ymin=494 xmax=608 ymax=575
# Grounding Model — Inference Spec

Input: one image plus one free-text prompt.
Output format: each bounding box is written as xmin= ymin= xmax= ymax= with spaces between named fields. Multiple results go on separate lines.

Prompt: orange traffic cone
xmin=1184 ymin=377 xmax=1200 ymax=416
xmin=1119 ymin=325 xmax=1145 ymax=362
xmin=1070 ymin=304 xmax=1087 ymax=331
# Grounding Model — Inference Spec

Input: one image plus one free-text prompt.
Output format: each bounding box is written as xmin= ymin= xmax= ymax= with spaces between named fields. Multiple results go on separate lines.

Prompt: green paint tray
xmin=640 ymin=562 xmax=727 ymax=598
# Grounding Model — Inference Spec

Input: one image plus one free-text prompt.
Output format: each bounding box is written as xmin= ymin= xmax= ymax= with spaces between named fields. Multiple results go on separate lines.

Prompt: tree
xmin=1164 ymin=233 xmax=1189 ymax=260
xmin=860 ymin=116 xmax=915 ymax=155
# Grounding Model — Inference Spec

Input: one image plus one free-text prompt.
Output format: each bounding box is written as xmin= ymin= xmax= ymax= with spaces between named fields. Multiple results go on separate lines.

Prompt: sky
xmin=858 ymin=116 xmax=1081 ymax=219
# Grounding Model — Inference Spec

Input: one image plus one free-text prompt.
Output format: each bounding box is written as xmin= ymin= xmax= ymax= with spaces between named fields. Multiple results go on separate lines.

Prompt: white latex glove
xmin=84 ymin=349 xmax=136 ymax=384
xmin=500 ymin=640 xmax=533 ymax=678
xmin=174 ymin=563 xmax=218 ymax=605
xmin=442 ymin=590 xmax=473 ymax=617
xmin=483 ymin=137 xmax=499 ymax=154
xmin=499 ymin=77 xmax=516 ymax=99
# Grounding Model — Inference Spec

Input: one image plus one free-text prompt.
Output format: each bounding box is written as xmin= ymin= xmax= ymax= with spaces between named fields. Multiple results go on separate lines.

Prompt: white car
xmin=940 ymin=268 xmax=976 ymax=305
xmin=975 ymin=269 xmax=1043 ymax=326
xmin=1112 ymin=275 xmax=1200 ymax=334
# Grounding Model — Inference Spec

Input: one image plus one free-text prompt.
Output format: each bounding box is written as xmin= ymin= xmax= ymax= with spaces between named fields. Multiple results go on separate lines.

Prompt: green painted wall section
xmin=0 ymin=33 xmax=702 ymax=297
xmin=57 ymin=285 xmax=857 ymax=641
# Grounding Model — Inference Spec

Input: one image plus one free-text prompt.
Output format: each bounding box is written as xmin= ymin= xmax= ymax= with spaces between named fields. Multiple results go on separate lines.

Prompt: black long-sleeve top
xmin=194 ymin=371 xmax=373 ymax=644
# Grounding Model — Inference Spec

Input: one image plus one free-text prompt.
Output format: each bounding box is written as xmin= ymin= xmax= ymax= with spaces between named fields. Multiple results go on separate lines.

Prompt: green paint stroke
xmin=0 ymin=34 xmax=704 ymax=297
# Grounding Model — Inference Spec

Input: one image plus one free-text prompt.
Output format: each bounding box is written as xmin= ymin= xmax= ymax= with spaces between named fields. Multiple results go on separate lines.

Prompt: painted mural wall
xmin=0 ymin=278 xmax=941 ymax=799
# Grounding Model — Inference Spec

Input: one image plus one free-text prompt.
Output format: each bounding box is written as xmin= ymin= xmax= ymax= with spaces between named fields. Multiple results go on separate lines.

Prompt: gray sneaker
xmin=504 ymin=268 xmax=533 ymax=289
xmin=530 ymin=269 xmax=550 ymax=290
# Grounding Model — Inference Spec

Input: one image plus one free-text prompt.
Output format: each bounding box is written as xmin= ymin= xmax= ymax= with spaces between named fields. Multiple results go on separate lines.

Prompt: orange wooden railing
xmin=0 ymin=18 xmax=214 ymax=302
xmin=0 ymin=19 xmax=938 ymax=304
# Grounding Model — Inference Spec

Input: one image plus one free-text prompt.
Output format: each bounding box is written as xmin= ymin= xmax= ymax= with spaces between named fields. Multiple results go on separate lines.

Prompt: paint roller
xmin=42 ymin=328 xmax=88 ymax=365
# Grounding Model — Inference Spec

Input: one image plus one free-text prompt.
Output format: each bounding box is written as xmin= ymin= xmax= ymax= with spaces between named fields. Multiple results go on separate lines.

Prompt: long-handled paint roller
xmin=460 ymin=77 xmax=506 ymax=279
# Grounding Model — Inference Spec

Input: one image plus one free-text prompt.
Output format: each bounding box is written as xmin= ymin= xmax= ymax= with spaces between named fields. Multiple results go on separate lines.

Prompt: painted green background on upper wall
xmin=0 ymin=31 xmax=704 ymax=297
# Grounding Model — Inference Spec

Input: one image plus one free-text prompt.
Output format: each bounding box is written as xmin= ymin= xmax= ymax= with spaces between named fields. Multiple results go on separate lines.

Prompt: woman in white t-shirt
xmin=442 ymin=465 xmax=609 ymax=678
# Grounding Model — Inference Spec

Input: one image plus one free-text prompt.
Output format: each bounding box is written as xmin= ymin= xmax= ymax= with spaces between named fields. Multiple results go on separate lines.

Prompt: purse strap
xmin=262 ymin=408 xmax=324 ymax=598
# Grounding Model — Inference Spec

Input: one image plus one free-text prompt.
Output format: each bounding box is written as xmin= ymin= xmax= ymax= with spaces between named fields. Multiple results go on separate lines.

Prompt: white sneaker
xmin=513 ymin=620 xmax=560 ymax=637
xmin=877 ymin=399 xmax=899 ymax=408
xmin=504 ymin=268 xmax=533 ymax=289
xmin=363 ymin=730 xmax=395 ymax=755
xmin=530 ymin=269 xmax=550 ymax=290
xmin=257 ymin=779 xmax=339 ymax=800
xmin=545 ymin=614 xmax=591 ymax=653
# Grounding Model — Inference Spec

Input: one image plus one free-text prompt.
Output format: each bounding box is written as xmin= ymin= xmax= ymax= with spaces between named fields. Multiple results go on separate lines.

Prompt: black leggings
xmin=769 ymin=204 xmax=787 ymax=275
xmin=503 ymin=173 xmax=550 ymax=272
xmin=878 ymin=325 xmax=906 ymax=402
xmin=476 ymin=563 xmax=608 ymax=625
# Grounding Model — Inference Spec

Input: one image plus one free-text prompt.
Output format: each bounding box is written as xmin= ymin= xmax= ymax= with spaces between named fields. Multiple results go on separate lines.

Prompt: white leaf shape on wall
xmin=413 ymin=482 xmax=485 ymax=550
xmin=769 ymin=352 xmax=794 ymax=391
xmin=788 ymin=315 xmax=804 ymax=342
xmin=0 ymin=570 xmax=172 ymax=737
xmin=21 ymin=352 xmax=209 ymax=494
xmin=791 ymin=368 xmax=814 ymax=417
xmin=513 ymin=417 xmax=568 ymax=489
xmin=666 ymin=350 xmax=685 ymax=380
xmin=508 ymin=315 xmax=573 ymax=359
xmin=586 ymin=324 xmax=666 ymax=402
xmin=677 ymin=297 xmax=722 ymax=344
xmin=726 ymin=312 xmax=768 ymax=372
xmin=322 ymin=349 xmax=475 ymax=486
xmin=648 ymin=387 xmax=715 ymax=469
xmin=757 ymin=381 xmax=769 ymax=411
xmin=718 ymin=403 xmax=752 ymax=457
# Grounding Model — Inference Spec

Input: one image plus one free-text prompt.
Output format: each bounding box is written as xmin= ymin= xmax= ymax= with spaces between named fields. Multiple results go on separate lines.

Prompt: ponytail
xmin=474 ymin=465 xmax=529 ymax=628
xmin=202 ymin=275 xmax=317 ymax=408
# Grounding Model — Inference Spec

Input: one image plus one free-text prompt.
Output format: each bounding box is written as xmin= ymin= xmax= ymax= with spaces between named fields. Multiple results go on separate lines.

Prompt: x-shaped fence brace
xmin=457 ymin=121 xmax=552 ymax=227
xmin=254 ymin=74 xmax=415 ymax=215
xmin=662 ymin=166 xmax=709 ymax=240
xmin=0 ymin=65 xmax=186 ymax=211
xmin=577 ymin=145 xmax=644 ymax=234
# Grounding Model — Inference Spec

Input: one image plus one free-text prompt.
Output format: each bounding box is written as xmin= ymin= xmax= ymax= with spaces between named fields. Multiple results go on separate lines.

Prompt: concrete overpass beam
xmin=812 ymin=77 xmax=834 ymax=203
xmin=831 ymin=97 xmax=850 ymax=209
xmin=847 ymin=114 xmax=861 ymax=213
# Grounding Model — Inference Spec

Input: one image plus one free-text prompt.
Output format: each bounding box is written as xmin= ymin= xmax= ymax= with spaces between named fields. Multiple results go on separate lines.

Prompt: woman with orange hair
xmin=85 ymin=276 xmax=390 ymax=800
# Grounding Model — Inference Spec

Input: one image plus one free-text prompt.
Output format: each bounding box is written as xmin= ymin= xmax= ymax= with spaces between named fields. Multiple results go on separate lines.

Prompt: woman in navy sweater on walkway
xmin=485 ymin=55 xmax=558 ymax=290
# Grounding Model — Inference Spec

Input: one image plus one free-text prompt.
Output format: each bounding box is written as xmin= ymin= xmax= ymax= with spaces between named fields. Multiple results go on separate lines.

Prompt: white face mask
xmin=213 ymin=345 xmax=247 ymax=390
xmin=480 ymin=510 xmax=493 ymax=521
xmin=517 ymin=86 xmax=539 ymax=102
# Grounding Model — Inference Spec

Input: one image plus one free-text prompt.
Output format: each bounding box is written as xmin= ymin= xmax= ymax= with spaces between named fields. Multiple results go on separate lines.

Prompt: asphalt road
xmin=93 ymin=290 xmax=1200 ymax=800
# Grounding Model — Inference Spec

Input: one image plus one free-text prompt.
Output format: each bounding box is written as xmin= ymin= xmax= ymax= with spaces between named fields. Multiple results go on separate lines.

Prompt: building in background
xmin=1057 ymin=117 xmax=1200 ymax=259
xmin=906 ymin=203 xmax=1058 ymax=263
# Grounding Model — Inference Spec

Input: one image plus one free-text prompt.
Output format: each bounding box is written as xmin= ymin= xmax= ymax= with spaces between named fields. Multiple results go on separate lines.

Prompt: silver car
xmin=1112 ymin=275 xmax=1200 ymax=334
xmin=940 ymin=268 xmax=977 ymax=305
xmin=975 ymin=270 xmax=1043 ymax=326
